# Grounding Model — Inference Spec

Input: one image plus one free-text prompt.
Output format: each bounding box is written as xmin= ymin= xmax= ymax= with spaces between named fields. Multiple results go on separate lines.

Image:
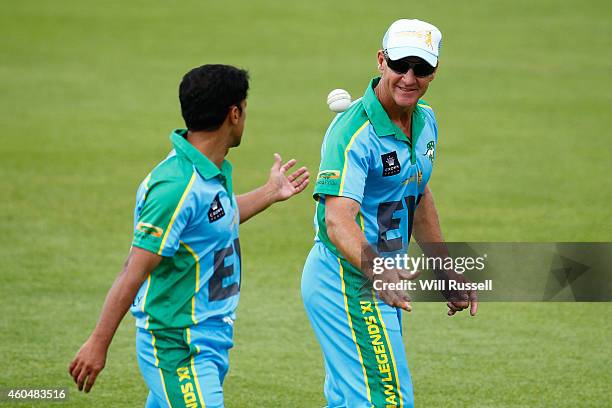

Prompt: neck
xmin=186 ymin=129 xmax=230 ymax=168
xmin=374 ymin=80 xmax=415 ymax=130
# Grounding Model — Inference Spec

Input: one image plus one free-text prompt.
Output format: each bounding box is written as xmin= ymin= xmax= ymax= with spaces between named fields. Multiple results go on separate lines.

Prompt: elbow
xmin=325 ymin=210 xmax=344 ymax=245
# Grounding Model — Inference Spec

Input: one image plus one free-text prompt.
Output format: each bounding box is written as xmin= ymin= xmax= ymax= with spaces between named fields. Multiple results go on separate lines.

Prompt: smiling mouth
xmin=397 ymin=86 xmax=418 ymax=93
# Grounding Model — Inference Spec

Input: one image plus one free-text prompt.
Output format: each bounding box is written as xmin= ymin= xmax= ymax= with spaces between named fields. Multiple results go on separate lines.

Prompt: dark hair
xmin=179 ymin=64 xmax=249 ymax=131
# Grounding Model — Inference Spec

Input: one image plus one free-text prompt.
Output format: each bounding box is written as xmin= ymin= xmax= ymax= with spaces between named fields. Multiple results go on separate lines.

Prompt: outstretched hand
xmin=266 ymin=153 xmax=310 ymax=202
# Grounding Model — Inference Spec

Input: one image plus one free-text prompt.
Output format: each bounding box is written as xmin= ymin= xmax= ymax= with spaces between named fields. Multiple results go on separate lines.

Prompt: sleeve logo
xmin=381 ymin=151 xmax=401 ymax=177
xmin=208 ymin=193 xmax=226 ymax=223
xmin=136 ymin=222 xmax=163 ymax=238
xmin=316 ymin=170 xmax=340 ymax=186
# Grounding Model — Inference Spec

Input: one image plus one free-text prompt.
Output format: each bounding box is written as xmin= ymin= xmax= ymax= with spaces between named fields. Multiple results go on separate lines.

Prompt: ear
xmin=376 ymin=50 xmax=385 ymax=74
xmin=228 ymin=105 xmax=241 ymax=125
xmin=430 ymin=61 xmax=440 ymax=80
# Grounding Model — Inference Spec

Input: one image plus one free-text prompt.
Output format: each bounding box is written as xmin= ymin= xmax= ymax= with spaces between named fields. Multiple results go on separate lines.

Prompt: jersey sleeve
xmin=132 ymin=172 xmax=196 ymax=257
xmin=313 ymin=122 xmax=370 ymax=204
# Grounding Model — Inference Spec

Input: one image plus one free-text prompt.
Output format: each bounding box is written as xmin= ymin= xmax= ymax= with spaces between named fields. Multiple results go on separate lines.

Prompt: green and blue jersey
xmin=313 ymin=77 xmax=438 ymax=256
xmin=130 ymin=129 xmax=241 ymax=331
xmin=302 ymin=77 xmax=438 ymax=407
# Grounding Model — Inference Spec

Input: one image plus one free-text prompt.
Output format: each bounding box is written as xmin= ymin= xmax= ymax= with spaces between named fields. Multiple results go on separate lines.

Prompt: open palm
xmin=268 ymin=153 xmax=310 ymax=201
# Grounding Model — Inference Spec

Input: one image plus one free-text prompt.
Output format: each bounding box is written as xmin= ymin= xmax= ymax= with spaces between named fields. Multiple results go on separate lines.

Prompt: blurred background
xmin=1 ymin=1 xmax=610 ymax=406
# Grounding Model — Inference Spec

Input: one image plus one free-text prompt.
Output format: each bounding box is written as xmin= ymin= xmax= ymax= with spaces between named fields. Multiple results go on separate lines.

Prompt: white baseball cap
xmin=382 ymin=19 xmax=442 ymax=67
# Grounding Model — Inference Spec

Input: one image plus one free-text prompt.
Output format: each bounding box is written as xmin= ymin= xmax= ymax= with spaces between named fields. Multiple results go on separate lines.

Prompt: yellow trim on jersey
xmin=142 ymin=173 xmax=152 ymax=199
xmin=181 ymin=241 xmax=200 ymax=325
xmin=190 ymin=356 xmax=206 ymax=407
xmin=151 ymin=331 xmax=160 ymax=367
xmin=339 ymin=120 xmax=370 ymax=195
xmin=141 ymin=276 xmax=151 ymax=312
xmin=157 ymin=172 xmax=197 ymax=255
xmin=142 ymin=275 xmax=152 ymax=330
xmin=150 ymin=331 xmax=173 ymax=407
xmin=372 ymin=291 xmax=404 ymax=407
xmin=338 ymin=257 xmax=372 ymax=404
xmin=184 ymin=327 xmax=205 ymax=407
xmin=158 ymin=368 xmax=173 ymax=408
xmin=418 ymin=103 xmax=432 ymax=110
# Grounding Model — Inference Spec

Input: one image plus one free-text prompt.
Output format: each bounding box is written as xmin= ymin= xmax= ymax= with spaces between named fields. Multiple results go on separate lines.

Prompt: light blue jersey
xmin=303 ymin=77 xmax=439 ymax=408
xmin=129 ymin=129 xmax=241 ymax=408
xmin=130 ymin=129 xmax=241 ymax=331
xmin=314 ymin=77 xmax=437 ymax=257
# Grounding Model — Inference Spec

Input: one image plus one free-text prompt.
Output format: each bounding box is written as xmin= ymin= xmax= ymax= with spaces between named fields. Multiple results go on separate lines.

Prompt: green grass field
xmin=1 ymin=1 xmax=611 ymax=406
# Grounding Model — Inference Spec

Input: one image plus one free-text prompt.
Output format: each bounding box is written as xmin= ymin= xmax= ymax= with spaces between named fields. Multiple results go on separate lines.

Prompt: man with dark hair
xmin=69 ymin=64 xmax=309 ymax=407
xmin=179 ymin=64 xmax=250 ymax=132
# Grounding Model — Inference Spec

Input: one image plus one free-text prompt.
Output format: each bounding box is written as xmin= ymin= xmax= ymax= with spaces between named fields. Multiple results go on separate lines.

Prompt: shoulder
xmin=417 ymin=99 xmax=437 ymax=123
xmin=323 ymin=99 xmax=371 ymax=149
xmin=146 ymin=153 xmax=197 ymax=201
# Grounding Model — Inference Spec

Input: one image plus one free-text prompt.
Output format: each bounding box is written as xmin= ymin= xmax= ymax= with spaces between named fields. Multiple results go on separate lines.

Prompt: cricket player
xmin=69 ymin=64 xmax=309 ymax=407
xmin=302 ymin=19 xmax=477 ymax=407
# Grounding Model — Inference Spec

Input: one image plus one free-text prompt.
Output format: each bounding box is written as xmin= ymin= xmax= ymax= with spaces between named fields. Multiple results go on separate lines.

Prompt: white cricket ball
xmin=327 ymin=88 xmax=352 ymax=113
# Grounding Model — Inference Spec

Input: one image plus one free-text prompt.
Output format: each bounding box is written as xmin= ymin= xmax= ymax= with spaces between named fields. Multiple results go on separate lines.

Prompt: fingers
xmin=280 ymin=158 xmax=297 ymax=175
xmin=69 ymin=358 xmax=78 ymax=377
xmin=381 ymin=290 xmax=412 ymax=312
xmin=398 ymin=269 xmax=420 ymax=281
xmin=75 ymin=364 xmax=103 ymax=392
xmin=70 ymin=359 xmax=84 ymax=383
xmin=293 ymin=174 xmax=310 ymax=193
xmin=76 ymin=366 xmax=89 ymax=391
xmin=398 ymin=292 xmax=412 ymax=312
xmin=446 ymin=301 xmax=463 ymax=317
xmin=287 ymin=166 xmax=308 ymax=183
xmin=447 ymin=297 xmax=478 ymax=317
xmin=469 ymin=290 xmax=478 ymax=316
xmin=286 ymin=166 xmax=310 ymax=195
xmin=447 ymin=301 xmax=461 ymax=312
xmin=271 ymin=153 xmax=282 ymax=172
xmin=399 ymin=301 xmax=412 ymax=312
xmin=84 ymin=370 xmax=100 ymax=393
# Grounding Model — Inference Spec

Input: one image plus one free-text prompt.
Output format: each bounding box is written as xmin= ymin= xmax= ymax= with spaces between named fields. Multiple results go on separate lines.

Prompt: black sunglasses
xmin=383 ymin=50 xmax=436 ymax=77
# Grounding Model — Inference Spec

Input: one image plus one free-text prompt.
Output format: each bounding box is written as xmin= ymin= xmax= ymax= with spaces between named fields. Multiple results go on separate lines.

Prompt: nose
xmin=401 ymin=69 xmax=417 ymax=84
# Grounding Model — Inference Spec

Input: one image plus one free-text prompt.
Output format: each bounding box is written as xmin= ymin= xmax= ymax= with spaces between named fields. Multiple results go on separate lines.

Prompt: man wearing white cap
xmin=302 ymin=19 xmax=477 ymax=407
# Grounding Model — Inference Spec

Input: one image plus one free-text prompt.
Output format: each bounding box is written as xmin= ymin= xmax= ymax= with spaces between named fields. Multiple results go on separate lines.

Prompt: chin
xmin=393 ymin=95 xmax=420 ymax=108
xmin=393 ymin=89 xmax=421 ymax=108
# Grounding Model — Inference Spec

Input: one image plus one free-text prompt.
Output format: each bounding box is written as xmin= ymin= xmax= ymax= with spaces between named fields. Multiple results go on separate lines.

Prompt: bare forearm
xmin=91 ymin=269 xmax=145 ymax=346
xmin=90 ymin=248 xmax=158 ymax=347
xmin=413 ymin=186 xmax=444 ymax=242
xmin=69 ymin=247 xmax=160 ymax=392
xmin=328 ymin=219 xmax=372 ymax=273
xmin=326 ymin=197 xmax=377 ymax=277
xmin=236 ymin=183 xmax=276 ymax=224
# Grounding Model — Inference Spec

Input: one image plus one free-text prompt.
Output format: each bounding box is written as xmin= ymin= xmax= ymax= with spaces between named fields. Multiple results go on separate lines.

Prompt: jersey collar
xmin=170 ymin=129 xmax=233 ymax=194
xmin=362 ymin=77 xmax=426 ymax=145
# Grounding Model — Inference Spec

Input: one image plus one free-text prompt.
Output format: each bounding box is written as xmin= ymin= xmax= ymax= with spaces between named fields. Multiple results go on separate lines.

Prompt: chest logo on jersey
xmin=424 ymin=141 xmax=435 ymax=163
xmin=381 ymin=151 xmax=401 ymax=177
xmin=208 ymin=193 xmax=226 ymax=223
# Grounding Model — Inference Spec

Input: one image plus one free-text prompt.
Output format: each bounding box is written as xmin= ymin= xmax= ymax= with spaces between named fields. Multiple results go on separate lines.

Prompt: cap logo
xmin=394 ymin=30 xmax=434 ymax=50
